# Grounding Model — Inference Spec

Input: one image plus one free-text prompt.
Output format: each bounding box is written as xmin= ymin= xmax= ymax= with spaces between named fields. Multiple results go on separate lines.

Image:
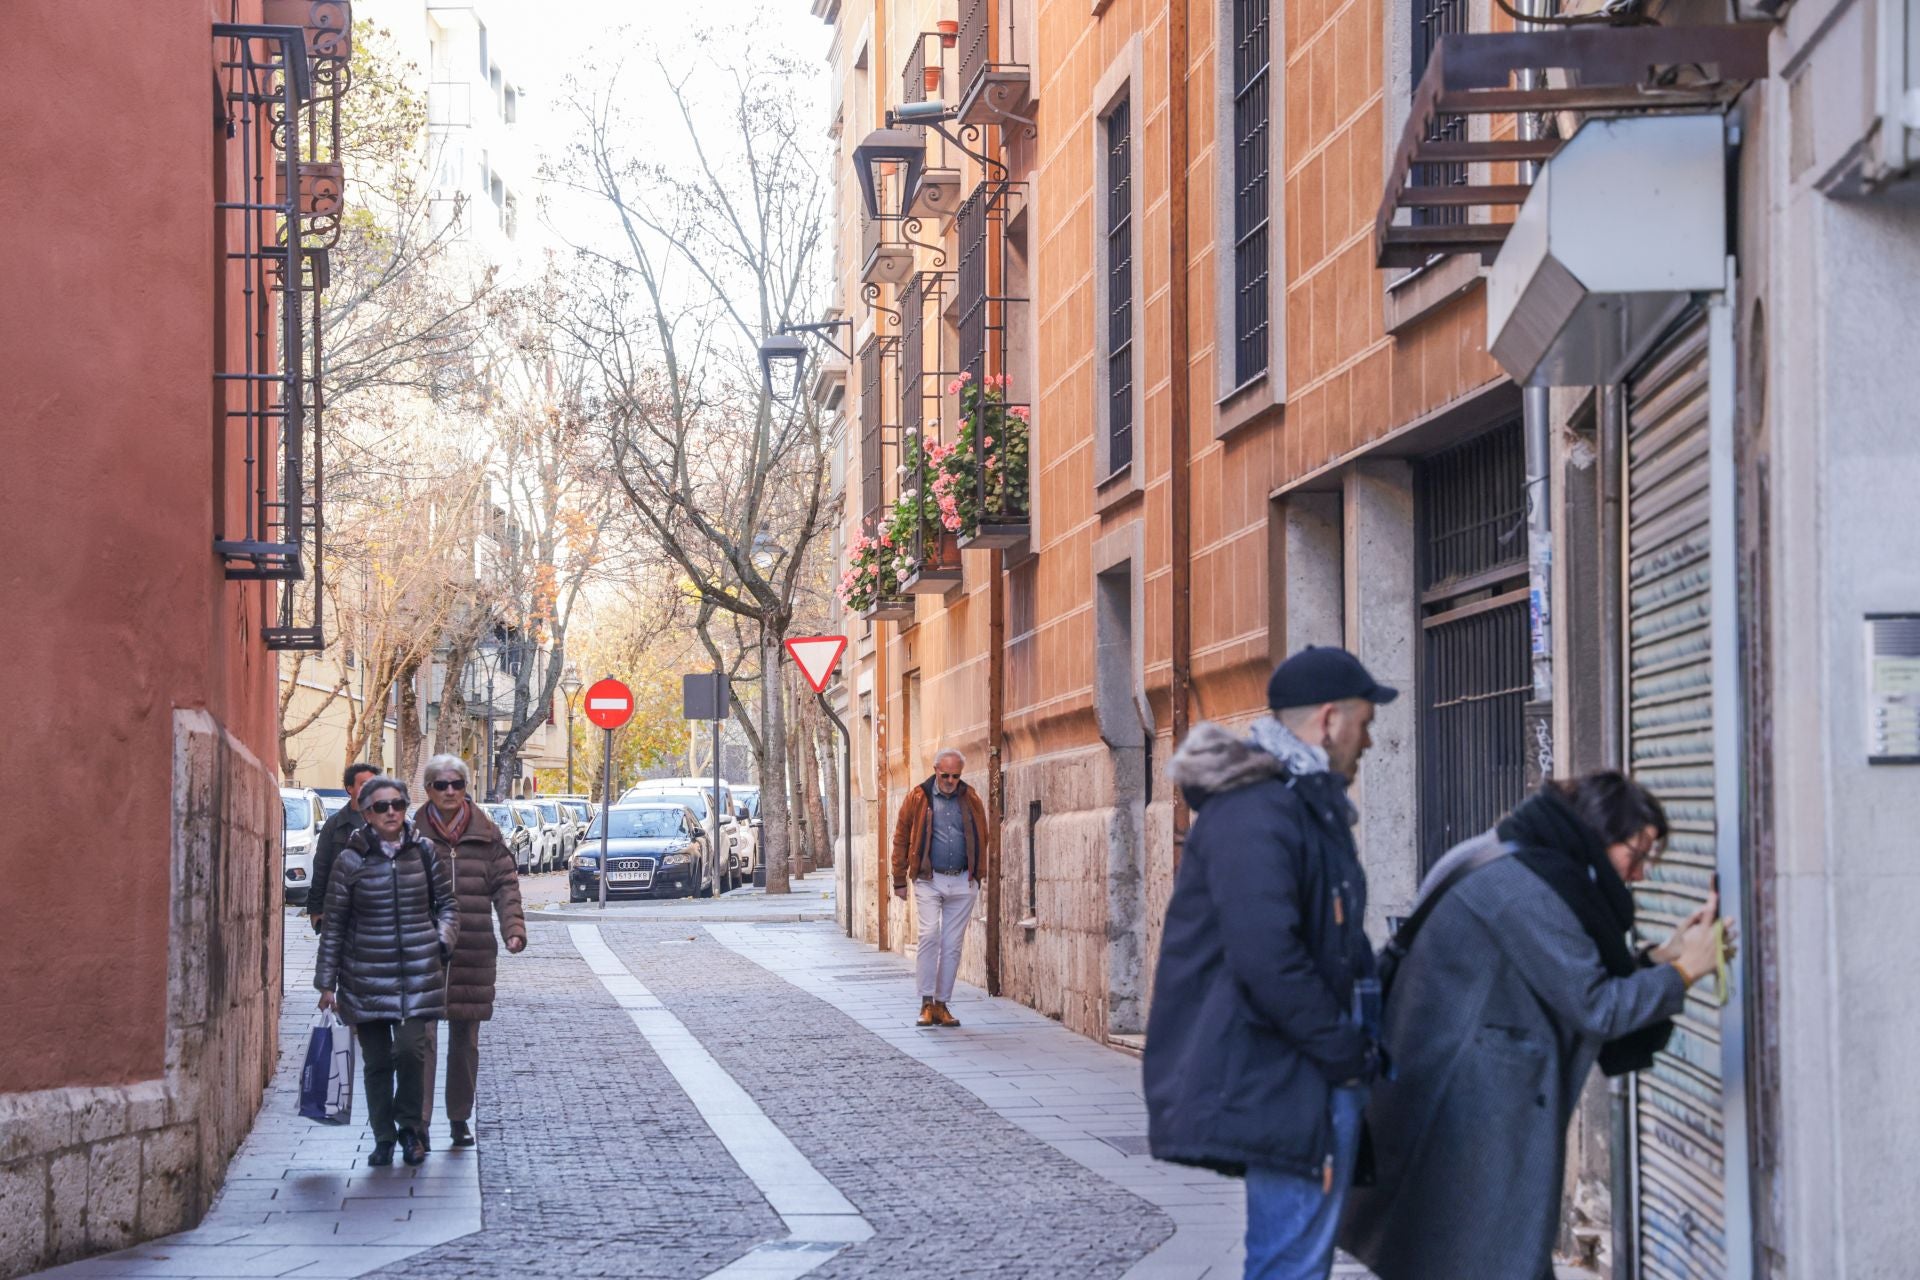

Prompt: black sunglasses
xmin=429 ymin=778 xmax=467 ymax=792
xmin=936 ymin=772 xmax=962 ymax=780
xmin=366 ymin=799 xmax=408 ymax=815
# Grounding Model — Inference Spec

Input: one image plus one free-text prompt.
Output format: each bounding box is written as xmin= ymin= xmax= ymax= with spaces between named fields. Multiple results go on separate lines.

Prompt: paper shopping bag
xmin=298 ymin=1011 xmax=355 ymax=1124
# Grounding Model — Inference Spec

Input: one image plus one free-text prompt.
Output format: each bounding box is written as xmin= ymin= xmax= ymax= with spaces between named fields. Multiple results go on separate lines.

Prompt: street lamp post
xmin=561 ymin=664 xmax=583 ymax=794
xmin=471 ymin=635 xmax=506 ymax=801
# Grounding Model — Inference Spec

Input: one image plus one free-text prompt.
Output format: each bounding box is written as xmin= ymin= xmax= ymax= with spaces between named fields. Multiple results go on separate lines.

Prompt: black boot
xmin=367 ymin=1139 xmax=395 ymax=1167
xmin=451 ymin=1120 xmax=475 ymax=1148
xmin=400 ymin=1128 xmax=428 ymax=1167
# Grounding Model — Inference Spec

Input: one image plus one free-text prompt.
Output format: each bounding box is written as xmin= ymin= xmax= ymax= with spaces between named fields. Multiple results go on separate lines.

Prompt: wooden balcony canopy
xmin=1375 ymin=25 xmax=1770 ymax=269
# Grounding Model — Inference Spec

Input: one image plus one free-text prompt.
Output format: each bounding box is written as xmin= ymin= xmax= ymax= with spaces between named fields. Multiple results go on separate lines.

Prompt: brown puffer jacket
xmin=417 ymin=803 xmax=527 ymax=1022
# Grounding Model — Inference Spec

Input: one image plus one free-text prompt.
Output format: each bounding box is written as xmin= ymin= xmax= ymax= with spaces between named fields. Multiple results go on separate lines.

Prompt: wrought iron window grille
xmin=1409 ymin=0 xmax=1470 ymax=230
xmin=957 ymin=0 xmax=1034 ymax=127
xmin=1104 ymin=97 xmax=1135 ymax=475
xmin=213 ymin=16 xmax=346 ymax=651
xmin=954 ymin=178 xmax=1031 ymax=549
xmin=858 ymin=335 xmax=902 ymax=536
xmin=899 ymin=272 xmax=959 ymax=575
xmin=1231 ymin=0 xmax=1273 ymax=389
xmin=1415 ymin=422 xmax=1530 ymax=872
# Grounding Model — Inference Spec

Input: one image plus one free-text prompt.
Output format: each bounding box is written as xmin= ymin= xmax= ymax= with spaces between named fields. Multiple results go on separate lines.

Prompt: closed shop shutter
xmin=1624 ymin=313 xmax=1727 ymax=1279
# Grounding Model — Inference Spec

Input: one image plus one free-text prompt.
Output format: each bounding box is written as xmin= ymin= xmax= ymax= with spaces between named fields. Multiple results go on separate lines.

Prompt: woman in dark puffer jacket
xmin=315 ymin=775 xmax=457 ymax=1168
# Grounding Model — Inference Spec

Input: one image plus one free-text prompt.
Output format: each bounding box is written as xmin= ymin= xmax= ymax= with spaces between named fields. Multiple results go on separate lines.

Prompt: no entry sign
xmin=583 ymin=676 xmax=635 ymax=730
xmin=785 ymin=636 xmax=848 ymax=693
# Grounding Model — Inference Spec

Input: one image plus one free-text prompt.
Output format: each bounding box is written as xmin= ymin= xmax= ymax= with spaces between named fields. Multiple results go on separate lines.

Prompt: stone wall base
xmin=0 ymin=710 xmax=280 ymax=1277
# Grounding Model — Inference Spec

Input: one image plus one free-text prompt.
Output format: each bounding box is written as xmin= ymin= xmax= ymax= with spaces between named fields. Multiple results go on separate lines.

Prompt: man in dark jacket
xmin=1145 ymin=647 xmax=1397 ymax=1280
xmin=315 ymin=775 xmax=458 ymax=1168
xmin=309 ymin=760 xmax=377 ymax=933
xmin=891 ymin=749 xmax=987 ymax=1028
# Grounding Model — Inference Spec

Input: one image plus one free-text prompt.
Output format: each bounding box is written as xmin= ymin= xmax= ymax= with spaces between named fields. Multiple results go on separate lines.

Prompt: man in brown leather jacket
xmin=891 ymin=749 xmax=986 ymax=1028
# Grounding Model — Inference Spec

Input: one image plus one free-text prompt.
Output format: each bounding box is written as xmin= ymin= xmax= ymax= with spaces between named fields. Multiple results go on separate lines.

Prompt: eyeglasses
xmin=936 ymin=772 xmax=961 ymax=781
xmin=429 ymin=778 xmax=467 ymax=792
xmin=366 ymin=799 xmax=408 ymax=815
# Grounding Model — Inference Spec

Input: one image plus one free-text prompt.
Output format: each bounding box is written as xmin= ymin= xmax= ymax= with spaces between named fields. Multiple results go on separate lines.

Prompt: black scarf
xmin=1497 ymin=788 xmax=1673 ymax=1077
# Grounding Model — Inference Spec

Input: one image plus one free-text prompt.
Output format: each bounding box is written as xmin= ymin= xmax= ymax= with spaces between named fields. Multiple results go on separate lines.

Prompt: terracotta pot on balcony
xmin=923 ymin=65 xmax=942 ymax=94
xmin=902 ymin=531 xmax=963 ymax=596
xmin=936 ymin=19 xmax=959 ymax=47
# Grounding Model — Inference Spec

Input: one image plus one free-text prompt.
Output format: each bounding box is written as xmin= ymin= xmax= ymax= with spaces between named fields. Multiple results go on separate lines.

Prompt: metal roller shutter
xmin=1624 ymin=314 xmax=1727 ymax=1279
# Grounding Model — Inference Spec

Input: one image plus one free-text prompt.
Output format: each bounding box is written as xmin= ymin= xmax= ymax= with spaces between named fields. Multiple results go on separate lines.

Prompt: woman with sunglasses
xmin=414 ymin=754 xmax=525 ymax=1151
xmin=314 ymin=775 xmax=458 ymax=1168
xmin=1340 ymin=772 xmax=1735 ymax=1280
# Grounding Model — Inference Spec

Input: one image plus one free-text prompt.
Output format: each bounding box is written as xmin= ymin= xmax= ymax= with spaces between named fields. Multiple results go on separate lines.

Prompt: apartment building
xmin=0 ymin=4 xmax=350 ymax=1273
xmin=814 ymin=0 xmax=1920 ymax=1276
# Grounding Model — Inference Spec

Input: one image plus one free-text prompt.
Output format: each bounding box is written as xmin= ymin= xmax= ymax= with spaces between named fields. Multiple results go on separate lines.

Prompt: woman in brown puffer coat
xmin=414 ymin=753 xmax=526 ymax=1150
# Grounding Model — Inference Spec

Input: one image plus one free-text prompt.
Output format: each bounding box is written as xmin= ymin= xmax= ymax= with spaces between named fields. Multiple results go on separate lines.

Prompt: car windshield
xmin=485 ymin=804 xmax=514 ymax=826
xmin=634 ymin=791 xmax=710 ymax=819
xmin=587 ymin=809 xmax=688 ymax=840
xmin=564 ymin=802 xmax=588 ymax=820
xmin=282 ymin=797 xmax=310 ymax=831
xmin=538 ymin=802 xmax=561 ymax=822
xmin=741 ymin=793 xmax=760 ymax=818
xmin=514 ymin=806 xmax=539 ymax=826
xmin=319 ymin=794 xmax=349 ymax=817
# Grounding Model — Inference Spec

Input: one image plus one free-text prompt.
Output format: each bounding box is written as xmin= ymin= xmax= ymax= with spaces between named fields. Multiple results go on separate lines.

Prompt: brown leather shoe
xmin=932 ymin=1001 xmax=961 ymax=1028
xmin=916 ymin=998 xmax=937 ymax=1027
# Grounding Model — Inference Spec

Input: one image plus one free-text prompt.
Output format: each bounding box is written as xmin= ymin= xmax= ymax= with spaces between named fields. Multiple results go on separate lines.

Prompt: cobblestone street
xmin=27 ymin=888 xmax=1274 ymax=1280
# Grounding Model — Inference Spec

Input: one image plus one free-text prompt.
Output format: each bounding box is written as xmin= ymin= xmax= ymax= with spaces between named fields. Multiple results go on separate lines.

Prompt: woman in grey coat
xmin=1340 ymin=772 xmax=1730 ymax=1280
xmin=314 ymin=776 xmax=458 ymax=1168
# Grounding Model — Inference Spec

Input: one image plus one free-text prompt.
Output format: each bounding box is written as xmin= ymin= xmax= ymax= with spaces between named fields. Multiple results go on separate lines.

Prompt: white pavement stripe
xmin=702 ymin=922 xmax=1253 ymax=1280
xmin=566 ymin=925 xmax=873 ymax=1280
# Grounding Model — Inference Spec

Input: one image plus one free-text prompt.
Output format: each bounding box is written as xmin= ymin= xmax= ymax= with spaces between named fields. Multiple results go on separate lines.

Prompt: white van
xmin=281 ymin=786 xmax=325 ymax=906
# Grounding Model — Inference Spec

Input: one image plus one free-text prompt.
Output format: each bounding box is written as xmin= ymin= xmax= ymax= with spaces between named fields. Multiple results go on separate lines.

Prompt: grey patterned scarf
xmin=1247 ymin=717 xmax=1358 ymax=826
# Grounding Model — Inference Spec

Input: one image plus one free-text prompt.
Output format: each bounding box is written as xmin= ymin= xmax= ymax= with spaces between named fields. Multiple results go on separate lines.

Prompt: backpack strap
xmin=1378 ymin=833 xmax=1518 ymax=996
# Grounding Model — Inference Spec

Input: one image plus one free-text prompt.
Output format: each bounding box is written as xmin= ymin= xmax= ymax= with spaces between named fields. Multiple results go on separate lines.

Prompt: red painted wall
xmin=0 ymin=0 xmax=280 ymax=1093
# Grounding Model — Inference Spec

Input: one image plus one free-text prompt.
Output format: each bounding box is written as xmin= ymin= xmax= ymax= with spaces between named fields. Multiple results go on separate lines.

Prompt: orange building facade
xmin=0 ymin=4 xmax=345 ymax=1272
xmin=816 ymin=0 xmax=1518 ymax=1046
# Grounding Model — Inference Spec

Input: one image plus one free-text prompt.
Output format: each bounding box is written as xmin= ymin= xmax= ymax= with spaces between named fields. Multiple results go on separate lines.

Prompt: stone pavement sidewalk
xmin=28 ymin=890 xmax=1592 ymax=1280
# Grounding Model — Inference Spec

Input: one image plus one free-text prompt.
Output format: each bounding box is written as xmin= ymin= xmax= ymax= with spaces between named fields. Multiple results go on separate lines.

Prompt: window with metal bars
xmin=1231 ymin=0 xmax=1272 ymax=387
xmin=1410 ymin=0 xmax=1469 ymax=228
xmin=1415 ymin=422 xmax=1529 ymax=872
xmin=859 ymin=337 xmax=886 ymax=532
xmin=1105 ymin=96 xmax=1135 ymax=474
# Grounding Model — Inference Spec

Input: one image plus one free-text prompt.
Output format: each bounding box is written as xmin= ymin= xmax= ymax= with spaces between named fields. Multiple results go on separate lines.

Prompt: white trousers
xmin=913 ymin=872 xmax=977 ymax=1002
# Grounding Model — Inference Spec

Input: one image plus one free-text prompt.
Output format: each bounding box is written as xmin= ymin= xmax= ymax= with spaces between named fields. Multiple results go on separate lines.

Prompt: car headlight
xmin=660 ymin=851 xmax=690 ymax=867
xmin=573 ymin=854 xmax=598 ymax=869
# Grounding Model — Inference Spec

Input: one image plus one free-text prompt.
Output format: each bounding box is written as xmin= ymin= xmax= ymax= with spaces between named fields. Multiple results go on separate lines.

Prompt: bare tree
xmin=552 ymin=34 xmax=831 ymax=893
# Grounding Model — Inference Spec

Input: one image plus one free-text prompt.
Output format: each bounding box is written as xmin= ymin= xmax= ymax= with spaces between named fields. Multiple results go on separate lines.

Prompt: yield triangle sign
xmin=785 ymin=635 xmax=848 ymax=693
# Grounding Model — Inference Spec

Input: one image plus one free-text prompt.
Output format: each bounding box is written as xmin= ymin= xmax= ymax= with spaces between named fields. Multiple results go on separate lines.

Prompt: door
xmin=1623 ymin=313 xmax=1733 ymax=1279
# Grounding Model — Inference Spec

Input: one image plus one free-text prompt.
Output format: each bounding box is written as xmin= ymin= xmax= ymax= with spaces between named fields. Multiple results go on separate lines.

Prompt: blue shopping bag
xmin=298 ymin=1011 xmax=355 ymax=1124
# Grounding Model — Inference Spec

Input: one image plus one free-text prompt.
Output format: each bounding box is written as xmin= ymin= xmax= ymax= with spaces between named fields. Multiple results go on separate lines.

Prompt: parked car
xmin=619 ymin=780 xmax=743 ymax=891
xmin=729 ymin=786 xmax=761 ymax=882
xmin=314 ymin=788 xmax=352 ymax=820
xmin=483 ymin=802 xmax=535 ymax=873
xmin=280 ymin=786 xmax=324 ymax=906
xmin=569 ymin=804 xmax=711 ymax=902
xmin=559 ymin=799 xmax=593 ymax=842
xmin=512 ymin=801 xmax=557 ymax=873
xmin=535 ymin=799 xmax=578 ymax=865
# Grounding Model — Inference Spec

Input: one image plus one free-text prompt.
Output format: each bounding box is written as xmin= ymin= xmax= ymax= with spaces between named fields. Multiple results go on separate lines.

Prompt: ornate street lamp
xmin=757 ymin=332 xmax=809 ymax=403
xmin=851 ymin=126 xmax=926 ymax=222
xmin=561 ymin=663 xmax=584 ymax=795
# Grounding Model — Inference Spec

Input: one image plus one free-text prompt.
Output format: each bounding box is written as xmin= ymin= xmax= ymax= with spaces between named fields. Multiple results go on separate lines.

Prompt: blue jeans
xmin=1243 ymin=1086 xmax=1368 ymax=1280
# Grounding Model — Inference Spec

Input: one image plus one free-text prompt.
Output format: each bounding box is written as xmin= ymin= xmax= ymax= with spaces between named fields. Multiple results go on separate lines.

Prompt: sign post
xmin=785 ymin=637 xmax=850 ymax=933
xmin=682 ymin=673 xmax=732 ymax=899
xmin=583 ymin=677 xmax=635 ymax=910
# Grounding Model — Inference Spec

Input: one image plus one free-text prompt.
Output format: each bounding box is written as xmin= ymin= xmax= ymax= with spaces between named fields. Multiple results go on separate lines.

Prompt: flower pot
xmin=937 ymin=19 xmax=959 ymax=47
xmin=902 ymin=532 xmax=964 ymax=595
xmin=923 ymin=65 xmax=942 ymax=93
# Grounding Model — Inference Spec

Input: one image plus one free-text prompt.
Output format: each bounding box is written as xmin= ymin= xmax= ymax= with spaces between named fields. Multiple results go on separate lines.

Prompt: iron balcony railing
xmin=899 ymin=272 xmax=957 ymax=574
xmin=956 ymin=0 xmax=1032 ymax=126
xmin=213 ymin=14 xmax=348 ymax=650
xmin=954 ymin=179 xmax=1030 ymax=548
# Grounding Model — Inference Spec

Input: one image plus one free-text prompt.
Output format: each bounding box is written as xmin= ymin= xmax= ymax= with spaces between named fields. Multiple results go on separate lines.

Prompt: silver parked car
xmin=281 ymin=786 xmax=324 ymax=906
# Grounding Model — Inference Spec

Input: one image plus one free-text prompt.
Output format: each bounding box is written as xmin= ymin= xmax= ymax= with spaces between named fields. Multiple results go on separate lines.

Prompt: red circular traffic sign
xmin=583 ymin=677 xmax=635 ymax=730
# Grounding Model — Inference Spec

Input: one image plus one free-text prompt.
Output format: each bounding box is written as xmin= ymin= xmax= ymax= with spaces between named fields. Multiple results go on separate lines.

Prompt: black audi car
xmin=569 ymin=803 xmax=712 ymax=902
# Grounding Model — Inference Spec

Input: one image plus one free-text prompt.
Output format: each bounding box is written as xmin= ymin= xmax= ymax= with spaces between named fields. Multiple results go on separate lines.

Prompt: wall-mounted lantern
xmin=852 ymin=127 xmax=926 ymax=222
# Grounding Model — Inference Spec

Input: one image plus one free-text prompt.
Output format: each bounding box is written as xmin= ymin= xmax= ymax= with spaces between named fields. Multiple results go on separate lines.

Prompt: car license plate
xmin=607 ymin=871 xmax=648 ymax=884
